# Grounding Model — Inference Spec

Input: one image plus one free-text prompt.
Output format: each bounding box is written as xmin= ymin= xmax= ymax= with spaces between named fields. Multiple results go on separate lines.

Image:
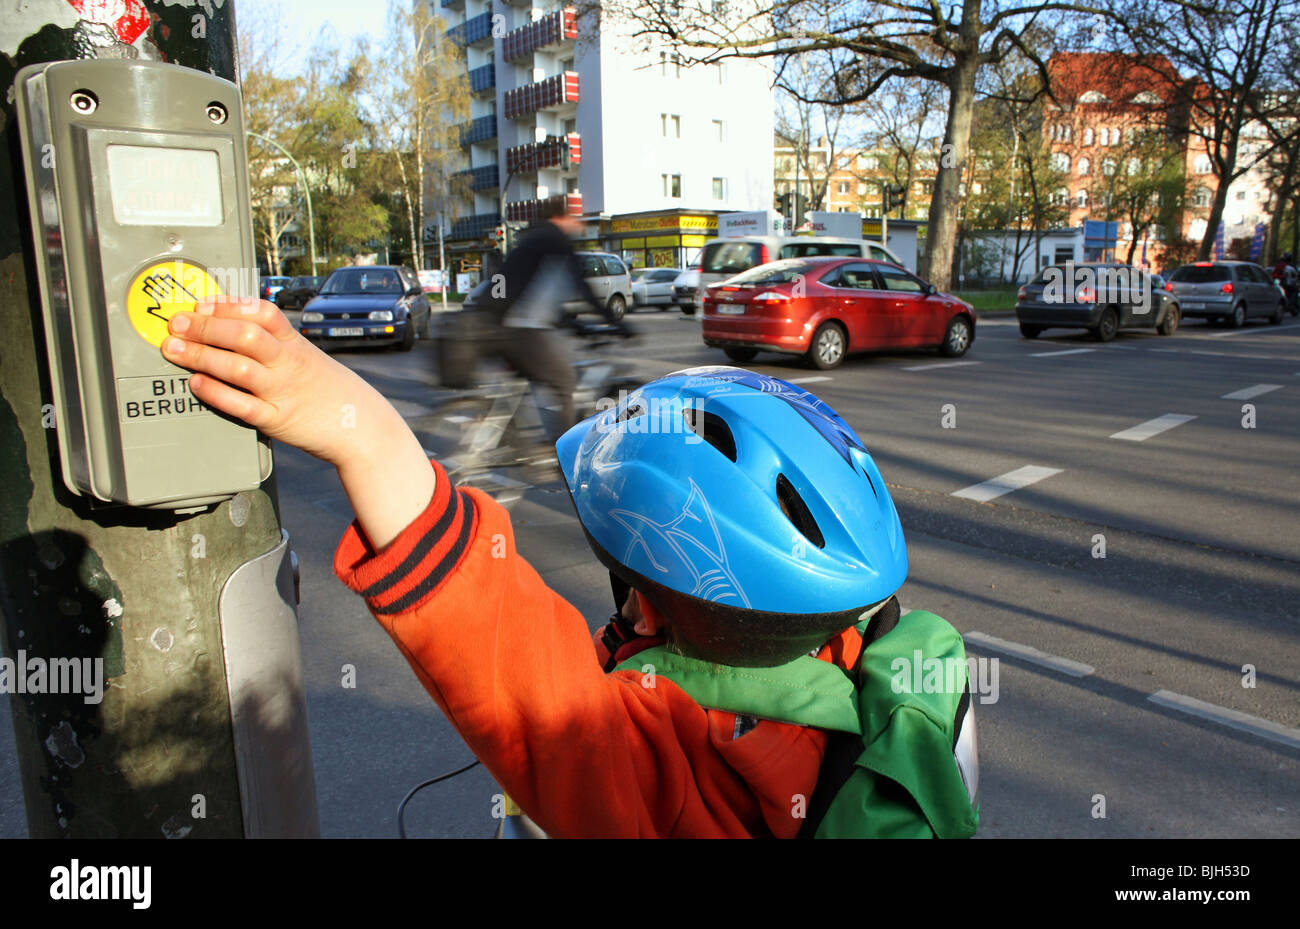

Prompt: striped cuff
xmin=334 ymin=460 xmax=478 ymax=615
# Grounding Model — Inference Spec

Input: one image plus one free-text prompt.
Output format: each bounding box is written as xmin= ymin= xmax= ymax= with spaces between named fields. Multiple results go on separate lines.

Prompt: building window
xmin=1051 ymin=152 xmax=1071 ymax=172
xmin=1078 ymin=157 xmax=1090 ymax=176
xmin=1194 ymin=154 xmax=1212 ymax=175
xmin=661 ymin=114 xmax=680 ymax=138
xmin=714 ymin=62 xmax=724 ymax=83
xmin=1077 ymin=189 xmax=1089 ymax=208
xmin=1083 ymin=127 xmax=1094 ymax=146
xmin=1192 ymin=186 xmax=1212 ymax=208
xmin=1099 ymin=127 xmax=1109 ymax=146
xmin=837 ymin=180 xmax=849 ymax=194
xmin=1102 ymin=158 xmax=1116 ymax=176
xmin=660 ymin=52 xmax=682 ymax=78
xmin=663 ymin=173 xmax=681 ymax=198
xmin=1127 ymin=157 xmax=1141 ymax=175
xmin=859 ymin=153 xmax=878 ymax=170
xmin=712 ymin=177 xmax=725 ymax=199
xmin=1050 ymin=188 xmax=1068 ymax=206
xmin=712 ymin=119 xmax=724 ymax=141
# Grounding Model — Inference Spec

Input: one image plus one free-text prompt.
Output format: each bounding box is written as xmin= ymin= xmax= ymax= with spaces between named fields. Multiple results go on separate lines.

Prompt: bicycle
xmin=415 ymin=321 xmax=641 ymax=499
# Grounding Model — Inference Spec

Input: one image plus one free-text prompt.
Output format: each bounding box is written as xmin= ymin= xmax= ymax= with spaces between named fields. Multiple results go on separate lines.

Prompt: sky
xmin=260 ymin=0 xmax=384 ymax=76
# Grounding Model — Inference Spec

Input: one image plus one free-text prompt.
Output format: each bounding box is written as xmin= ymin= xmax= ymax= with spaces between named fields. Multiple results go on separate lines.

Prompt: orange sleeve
xmin=333 ymin=461 xmax=758 ymax=837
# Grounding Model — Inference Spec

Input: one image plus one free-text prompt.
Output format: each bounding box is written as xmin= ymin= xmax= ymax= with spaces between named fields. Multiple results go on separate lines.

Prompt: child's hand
xmin=161 ymin=298 xmax=435 ymax=548
xmin=160 ymin=297 xmax=383 ymax=468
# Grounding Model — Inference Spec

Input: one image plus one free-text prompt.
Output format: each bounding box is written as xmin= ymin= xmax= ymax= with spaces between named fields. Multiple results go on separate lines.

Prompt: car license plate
xmin=1182 ymin=302 xmax=1203 ymax=310
xmin=329 ymin=327 xmax=365 ymax=337
xmin=717 ymin=305 xmax=745 ymax=315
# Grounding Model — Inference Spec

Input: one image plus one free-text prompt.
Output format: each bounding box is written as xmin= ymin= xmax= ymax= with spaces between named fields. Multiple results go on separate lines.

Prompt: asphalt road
xmin=2 ymin=304 xmax=1296 ymax=838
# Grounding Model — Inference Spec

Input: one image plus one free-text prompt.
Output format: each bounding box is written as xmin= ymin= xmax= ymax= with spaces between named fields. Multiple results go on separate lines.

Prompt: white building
xmin=437 ymin=0 xmax=774 ymax=275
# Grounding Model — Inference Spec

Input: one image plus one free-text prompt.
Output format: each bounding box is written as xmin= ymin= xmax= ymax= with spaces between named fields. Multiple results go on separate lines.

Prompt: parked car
xmin=571 ymin=252 xmax=633 ymax=320
xmin=1015 ymin=262 xmax=1180 ymax=340
xmin=631 ymin=267 xmax=683 ymax=310
xmin=274 ymin=276 xmax=325 ymax=312
xmin=674 ymin=267 xmax=702 ymax=315
xmin=298 ymin=265 xmax=431 ymax=351
xmin=259 ymin=275 xmax=292 ymax=302
xmin=679 ymin=235 xmax=905 ymax=315
xmin=701 ymin=257 xmax=975 ymax=370
xmin=1165 ymin=261 xmax=1287 ymax=328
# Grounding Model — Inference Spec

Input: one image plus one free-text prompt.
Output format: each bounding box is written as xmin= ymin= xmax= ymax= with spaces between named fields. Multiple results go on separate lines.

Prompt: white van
xmin=680 ymin=236 xmax=904 ymax=314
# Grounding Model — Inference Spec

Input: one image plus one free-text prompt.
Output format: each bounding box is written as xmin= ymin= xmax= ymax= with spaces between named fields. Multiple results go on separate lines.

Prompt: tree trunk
xmin=922 ymin=48 xmax=978 ymax=290
xmin=1197 ymin=129 xmax=1241 ymax=260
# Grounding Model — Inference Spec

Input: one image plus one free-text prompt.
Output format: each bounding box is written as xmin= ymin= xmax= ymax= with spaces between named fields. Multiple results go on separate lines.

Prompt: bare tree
xmin=1113 ymin=0 xmax=1298 ymax=259
xmin=368 ymin=1 xmax=470 ymax=270
xmin=774 ymin=56 xmax=849 ymax=215
xmin=593 ymin=0 xmax=1107 ymax=289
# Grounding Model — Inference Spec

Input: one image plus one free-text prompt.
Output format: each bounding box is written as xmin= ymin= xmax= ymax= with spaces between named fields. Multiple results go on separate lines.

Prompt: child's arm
xmin=162 ymin=299 xmax=761 ymax=837
xmin=161 ymin=299 xmax=433 ymax=548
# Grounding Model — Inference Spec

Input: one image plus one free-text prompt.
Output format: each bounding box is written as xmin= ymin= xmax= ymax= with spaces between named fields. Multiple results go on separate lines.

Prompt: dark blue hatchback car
xmin=299 ymin=265 xmax=432 ymax=351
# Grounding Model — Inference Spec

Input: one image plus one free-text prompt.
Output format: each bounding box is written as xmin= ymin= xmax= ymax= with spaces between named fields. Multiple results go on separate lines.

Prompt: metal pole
xmin=0 ymin=1 xmax=318 ymax=838
xmin=247 ymin=131 xmax=317 ymax=273
xmin=438 ymin=212 xmax=448 ymax=313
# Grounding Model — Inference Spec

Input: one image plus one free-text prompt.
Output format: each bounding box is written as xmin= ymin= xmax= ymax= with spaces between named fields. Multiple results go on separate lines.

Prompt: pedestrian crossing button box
xmin=15 ymin=59 xmax=271 ymax=511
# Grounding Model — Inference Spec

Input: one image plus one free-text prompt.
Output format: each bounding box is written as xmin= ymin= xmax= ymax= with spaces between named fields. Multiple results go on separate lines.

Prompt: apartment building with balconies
xmin=434 ymin=0 xmax=774 ymax=277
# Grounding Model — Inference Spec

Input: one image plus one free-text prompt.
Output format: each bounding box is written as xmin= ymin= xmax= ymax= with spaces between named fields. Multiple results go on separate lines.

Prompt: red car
xmin=701 ymin=257 xmax=976 ymax=369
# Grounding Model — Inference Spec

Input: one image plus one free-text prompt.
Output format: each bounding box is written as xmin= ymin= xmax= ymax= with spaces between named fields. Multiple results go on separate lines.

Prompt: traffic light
xmin=494 ymin=224 xmax=506 ymax=252
xmin=884 ymin=184 xmax=906 ymax=214
xmin=777 ymin=191 xmax=794 ymax=215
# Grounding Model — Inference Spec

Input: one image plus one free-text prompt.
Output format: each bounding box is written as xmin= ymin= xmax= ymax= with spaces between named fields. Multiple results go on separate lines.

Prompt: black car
xmin=299 ymin=266 xmax=432 ymax=351
xmin=1015 ymin=262 xmax=1180 ymax=340
xmin=275 ymin=276 xmax=326 ymax=312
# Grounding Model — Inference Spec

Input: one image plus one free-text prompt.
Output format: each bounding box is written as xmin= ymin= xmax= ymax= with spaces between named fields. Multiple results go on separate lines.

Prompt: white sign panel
xmin=805 ymin=211 xmax=863 ymax=239
xmin=719 ymin=210 xmax=782 ymax=238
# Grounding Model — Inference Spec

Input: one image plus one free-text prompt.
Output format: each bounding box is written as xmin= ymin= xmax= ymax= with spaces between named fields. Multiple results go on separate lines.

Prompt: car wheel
xmin=1270 ymin=301 xmax=1284 ymax=325
xmin=396 ymin=320 xmax=416 ymax=352
xmin=807 ymin=322 xmax=846 ymax=370
xmin=1228 ymin=303 xmax=1246 ymax=328
xmin=681 ymin=304 xmax=696 ymax=316
xmin=607 ymin=294 xmax=627 ymax=322
xmin=1018 ymin=323 xmax=1043 ymax=339
xmin=941 ymin=315 xmax=973 ymax=356
xmin=1092 ymin=307 xmax=1119 ymax=342
xmin=1157 ymin=304 xmax=1180 ymax=336
xmin=724 ymin=347 xmax=758 ymax=363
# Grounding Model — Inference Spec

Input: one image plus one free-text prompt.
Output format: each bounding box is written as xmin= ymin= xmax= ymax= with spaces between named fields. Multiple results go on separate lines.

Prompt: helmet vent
xmin=683 ymin=408 xmax=737 ymax=461
xmin=776 ymin=474 xmax=825 ymax=549
xmin=616 ymin=401 xmax=646 ymax=424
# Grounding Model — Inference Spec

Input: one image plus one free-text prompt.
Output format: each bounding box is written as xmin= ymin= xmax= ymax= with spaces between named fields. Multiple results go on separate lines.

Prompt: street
xmin=3 ymin=307 xmax=1295 ymax=838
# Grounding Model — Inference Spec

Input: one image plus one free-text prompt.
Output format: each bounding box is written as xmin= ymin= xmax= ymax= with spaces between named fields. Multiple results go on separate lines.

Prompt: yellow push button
xmin=126 ymin=259 xmax=221 ymax=347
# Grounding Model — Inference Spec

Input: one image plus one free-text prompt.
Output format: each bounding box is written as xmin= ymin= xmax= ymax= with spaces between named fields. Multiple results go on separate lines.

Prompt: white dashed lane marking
xmin=1029 ymin=348 xmax=1096 ymax=357
xmin=952 ymin=465 xmax=1063 ymax=503
xmin=785 ymin=375 xmax=832 ymax=384
xmin=1110 ymin=413 xmax=1197 ymax=441
xmin=1147 ymin=691 xmax=1300 ymax=751
xmin=963 ymin=632 xmax=1095 ymax=677
xmin=1201 ymin=321 xmax=1300 ymax=338
xmin=902 ymin=360 xmax=982 ymax=372
xmin=1221 ymin=384 xmax=1282 ymax=400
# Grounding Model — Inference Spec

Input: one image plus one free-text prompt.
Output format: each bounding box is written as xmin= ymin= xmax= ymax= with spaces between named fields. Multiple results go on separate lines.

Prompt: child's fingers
xmin=169 ymin=310 xmax=282 ymax=367
xmin=185 ymin=371 xmax=279 ymax=432
xmin=195 ymin=297 xmax=299 ymax=342
xmin=161 ymin=334 xmax=273 ymax=397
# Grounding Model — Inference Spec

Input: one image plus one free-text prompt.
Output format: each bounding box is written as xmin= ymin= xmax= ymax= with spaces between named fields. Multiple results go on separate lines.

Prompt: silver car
xmin=631 ymin=267 xmax=683 ymax=310
xmin=1167 ymin=261 xmax=1287 ymax=327
xmin=568 ymin=252 xmax=633 ymax=321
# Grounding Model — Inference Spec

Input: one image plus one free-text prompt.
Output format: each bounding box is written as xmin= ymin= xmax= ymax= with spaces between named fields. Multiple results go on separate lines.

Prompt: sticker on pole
xmin=125 ymin=260 xmax=221 ymax=347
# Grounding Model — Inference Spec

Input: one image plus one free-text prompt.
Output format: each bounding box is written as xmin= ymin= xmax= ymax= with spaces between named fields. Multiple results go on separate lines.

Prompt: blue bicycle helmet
xmin=556 ymin=367 xmax=908 ymax=667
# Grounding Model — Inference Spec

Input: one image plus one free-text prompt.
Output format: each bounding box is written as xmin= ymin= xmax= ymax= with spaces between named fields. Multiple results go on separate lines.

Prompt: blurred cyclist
xmin=482 ymin=200 xmax=631 ymax=431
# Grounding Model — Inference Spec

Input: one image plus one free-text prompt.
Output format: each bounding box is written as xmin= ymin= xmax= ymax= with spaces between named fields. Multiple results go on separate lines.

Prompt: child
xmin=162 ymin=298 xmax=918 ymax=838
